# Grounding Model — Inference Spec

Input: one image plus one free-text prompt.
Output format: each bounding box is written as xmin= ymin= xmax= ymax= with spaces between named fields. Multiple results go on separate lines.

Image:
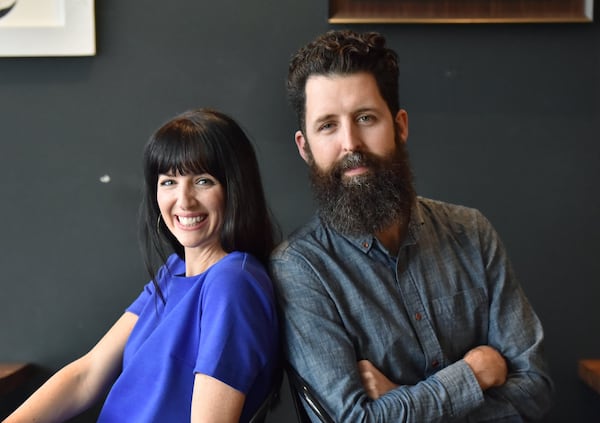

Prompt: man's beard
xmin=306 ymin=140 xmax=416 ymax=237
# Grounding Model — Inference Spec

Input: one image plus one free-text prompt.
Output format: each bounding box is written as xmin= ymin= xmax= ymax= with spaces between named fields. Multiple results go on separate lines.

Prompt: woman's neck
xmin=184 ymin=246 xmax=228 ymax=276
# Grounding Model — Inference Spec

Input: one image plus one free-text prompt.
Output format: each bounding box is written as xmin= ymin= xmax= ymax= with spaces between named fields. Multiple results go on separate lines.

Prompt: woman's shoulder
xmin=206 ymin=252 xmax=272 ymax=291
xmin=165 ymin=253 xmax=185 ymax=270
xmin=212 ymin=251 xmax=266 ymax=274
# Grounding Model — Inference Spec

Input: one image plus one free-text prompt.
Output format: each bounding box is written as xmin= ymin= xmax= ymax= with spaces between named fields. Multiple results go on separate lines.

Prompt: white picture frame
xmin=0 ymin=0 xmax=95 ymax=57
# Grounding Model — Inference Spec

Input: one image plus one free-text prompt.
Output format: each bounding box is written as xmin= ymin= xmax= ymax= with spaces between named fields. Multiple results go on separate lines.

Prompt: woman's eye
xmin=196 ymin=177 xmax=215 ymax=186
xmin=159 ymin=179 xmax=174 ymax=187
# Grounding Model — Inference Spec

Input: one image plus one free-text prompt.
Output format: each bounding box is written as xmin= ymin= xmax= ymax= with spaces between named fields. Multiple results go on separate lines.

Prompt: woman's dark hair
xmin=287 ymin=30 xmax=400 ymax=133
xmin=140 ymin=108 xmax=277 ymax=299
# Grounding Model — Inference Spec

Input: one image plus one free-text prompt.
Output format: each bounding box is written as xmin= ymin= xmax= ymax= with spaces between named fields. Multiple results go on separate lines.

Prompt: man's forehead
xmin=304 ymin=73 xmax=384 ymax=116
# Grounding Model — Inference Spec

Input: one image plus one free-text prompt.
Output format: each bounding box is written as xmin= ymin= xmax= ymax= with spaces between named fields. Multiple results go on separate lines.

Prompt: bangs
xmin=148 ymin=119 xmax=222 ymax=179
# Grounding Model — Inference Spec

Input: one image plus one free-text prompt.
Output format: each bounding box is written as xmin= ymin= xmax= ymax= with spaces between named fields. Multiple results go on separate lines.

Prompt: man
xmin=270 ymin=30 xmax=553 ymax=422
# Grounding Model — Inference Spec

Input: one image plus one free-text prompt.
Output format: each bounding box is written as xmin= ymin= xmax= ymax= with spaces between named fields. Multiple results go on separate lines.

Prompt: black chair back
xmin=248 ymin=368 xmax=283 ymax=423
xmin=286 ymin=364 xmax=335 ymax=423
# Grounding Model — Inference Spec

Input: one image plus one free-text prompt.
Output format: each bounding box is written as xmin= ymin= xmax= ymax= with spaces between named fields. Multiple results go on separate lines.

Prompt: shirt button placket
xmin=412 ymin=312 xmax=440 ymax=371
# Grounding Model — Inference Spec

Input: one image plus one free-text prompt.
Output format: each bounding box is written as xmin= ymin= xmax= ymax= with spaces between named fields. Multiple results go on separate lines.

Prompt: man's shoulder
xmin=416 ymin=197 xmax=497 ymax=245
xmin=271 ymin=214 xmax=338 ymax=261
xmin=418 ymin=196 xmax=486 ymax=225
xmin=418 ymin=196 xmax=478 ymax=213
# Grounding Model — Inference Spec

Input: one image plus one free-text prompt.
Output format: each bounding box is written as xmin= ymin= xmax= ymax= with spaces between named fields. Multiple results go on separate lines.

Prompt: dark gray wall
xmin=1 ymin=1 xmax=599 ymax=421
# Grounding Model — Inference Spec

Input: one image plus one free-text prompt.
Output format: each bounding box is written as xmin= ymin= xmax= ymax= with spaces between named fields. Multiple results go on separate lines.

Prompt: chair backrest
xmin=286 ymin=364 xmax=335 ymax=423
xmin=248 ymin=368 xmax=283 ymax=423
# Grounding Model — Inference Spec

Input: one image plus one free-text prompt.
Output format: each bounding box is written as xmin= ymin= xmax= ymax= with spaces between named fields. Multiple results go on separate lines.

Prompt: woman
xmin=5 ymin=109 xmax=280 ymax=422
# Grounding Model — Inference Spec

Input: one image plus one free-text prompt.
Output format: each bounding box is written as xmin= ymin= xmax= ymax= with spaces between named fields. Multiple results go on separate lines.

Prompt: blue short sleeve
xmin=125 ymin=255 xmax=177 ymax=316
xmin=195 ymin=256 xmax=277 ymax=393
xmin=126 ymin=283 xmax=152 ymax=316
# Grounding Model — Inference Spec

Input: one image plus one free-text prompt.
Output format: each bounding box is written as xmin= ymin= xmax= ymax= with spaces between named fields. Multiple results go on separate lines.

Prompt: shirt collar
xmin=405 ymin=198 xmax=426 ymax=246
xmin=327 ymin=197 xmax=426 ymax=255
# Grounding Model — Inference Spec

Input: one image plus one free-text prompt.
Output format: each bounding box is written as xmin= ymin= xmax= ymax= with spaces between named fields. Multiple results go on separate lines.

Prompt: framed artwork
xmin=0 ymin=0 xmax=95 ymax=57
xmin=328 ymin=0 xmax=594 ymax=24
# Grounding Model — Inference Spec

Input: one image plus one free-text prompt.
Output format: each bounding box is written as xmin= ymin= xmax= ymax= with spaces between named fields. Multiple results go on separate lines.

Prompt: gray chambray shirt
xmin=270 ymin=196 xmax=553 ymax=422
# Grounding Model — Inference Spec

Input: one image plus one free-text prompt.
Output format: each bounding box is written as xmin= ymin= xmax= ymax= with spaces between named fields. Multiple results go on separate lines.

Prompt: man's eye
xmin=358 ymin=115 xmax=373 ymax=123
xmin=318 ymin=122 xmax=334 ymax=131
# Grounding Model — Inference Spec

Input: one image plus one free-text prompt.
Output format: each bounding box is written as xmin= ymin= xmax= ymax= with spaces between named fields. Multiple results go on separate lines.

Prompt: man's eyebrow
xmin=313 ymin=107 xmax=377 ymax=121
xmin=313 ymin=113 xmax=336 ymax=123
xmin=354 ymin=106 xmax=380 ymax=115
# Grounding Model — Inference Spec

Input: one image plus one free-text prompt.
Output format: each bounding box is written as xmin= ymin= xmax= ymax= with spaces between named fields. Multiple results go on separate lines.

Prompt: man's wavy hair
xmin=287 ymin=30 xmax=400 ymax=132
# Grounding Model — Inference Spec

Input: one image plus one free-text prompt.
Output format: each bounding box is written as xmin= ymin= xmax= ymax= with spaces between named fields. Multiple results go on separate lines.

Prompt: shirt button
xmin=432 ymin=360 xmax=439 ymax=368
xmin=415 ymin=312 xmax=422 ymax=321
xmin=362 ymin=242 xmax=369 ymax=248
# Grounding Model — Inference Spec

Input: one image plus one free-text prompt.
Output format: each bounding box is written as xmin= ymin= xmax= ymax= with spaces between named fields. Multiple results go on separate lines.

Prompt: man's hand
xmin=463 ymin=345 xmax=508 ymax=390
xmin=359 ymin=346 xmax=506 ymax=399
xmin=358 ymin=360 xmax=399 ymax=399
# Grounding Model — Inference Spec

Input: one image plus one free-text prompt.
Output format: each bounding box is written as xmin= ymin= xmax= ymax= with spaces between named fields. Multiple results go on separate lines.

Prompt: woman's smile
xmin=177 ymin=214 xmax=207 ymax=228
xmin=157 ymin=171 xmax=225 ymax=255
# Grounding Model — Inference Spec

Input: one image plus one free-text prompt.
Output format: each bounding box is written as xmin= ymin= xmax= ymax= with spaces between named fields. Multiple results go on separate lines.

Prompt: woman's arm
xmin=4 ymin=312 xmax=138 ymax=423
xmin=190 ymin=373 xmax=245 ymax=423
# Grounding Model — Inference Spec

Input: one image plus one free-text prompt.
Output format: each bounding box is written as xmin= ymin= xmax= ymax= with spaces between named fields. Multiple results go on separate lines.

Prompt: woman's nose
xmin=177 ymin=184 xmax=196 ymax=209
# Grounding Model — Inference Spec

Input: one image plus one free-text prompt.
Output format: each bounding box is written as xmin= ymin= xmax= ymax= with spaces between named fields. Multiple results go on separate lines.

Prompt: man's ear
xmin=295 ymin=130 xmax=310 ymax=163
xmin=395 ymin=109 xmax=409 ymax=144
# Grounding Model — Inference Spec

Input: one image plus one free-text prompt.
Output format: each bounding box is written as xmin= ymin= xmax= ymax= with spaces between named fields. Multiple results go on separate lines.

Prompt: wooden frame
xmin=0 ymin=0 xmax=95 ymax=57
xmin=328 ymin=0 xmax=594 ymax=24
xmin=579 ymin=359 xmax=600 ymax=396
xmin=0 ymin=363 xmax=33 ymax=395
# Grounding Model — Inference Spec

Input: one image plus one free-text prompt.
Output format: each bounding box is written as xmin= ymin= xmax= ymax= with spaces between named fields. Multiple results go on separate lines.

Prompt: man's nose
xmin=340 ymin=123 xmax=363 ymax=152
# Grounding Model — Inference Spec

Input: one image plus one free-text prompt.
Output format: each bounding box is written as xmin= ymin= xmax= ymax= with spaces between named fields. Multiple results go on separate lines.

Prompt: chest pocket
xmin=431 ymin=287 xmax=489 ymax=359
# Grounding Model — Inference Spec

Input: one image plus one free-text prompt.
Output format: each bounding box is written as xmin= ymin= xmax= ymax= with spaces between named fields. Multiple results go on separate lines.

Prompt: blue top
xmin=270 ymin=197 xmax=553 ymax=422
xmin=98 ymin=251 xmax=279 ymax=423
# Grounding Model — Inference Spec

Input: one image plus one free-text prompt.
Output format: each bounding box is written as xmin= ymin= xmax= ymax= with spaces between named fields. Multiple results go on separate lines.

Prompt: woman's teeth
xmin=178 ymin=216 xmax=205 ymax=226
